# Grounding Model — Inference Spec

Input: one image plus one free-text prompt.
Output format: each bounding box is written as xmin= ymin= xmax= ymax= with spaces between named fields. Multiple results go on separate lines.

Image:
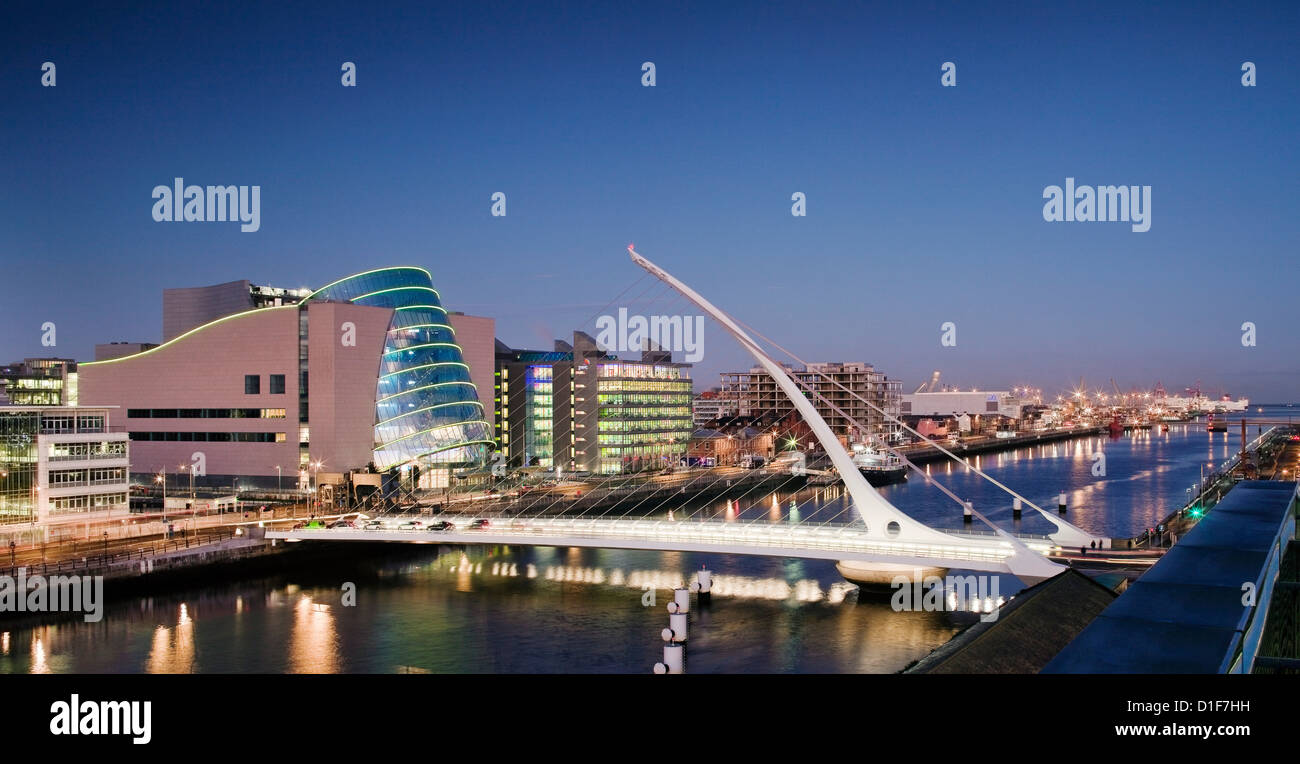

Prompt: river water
xmin=2 ymin=405 xmax=1294 ymax=674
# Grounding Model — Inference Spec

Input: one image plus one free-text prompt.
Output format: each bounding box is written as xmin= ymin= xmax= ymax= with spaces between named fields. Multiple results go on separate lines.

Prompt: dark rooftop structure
xmin=1044 ymin=480 xmax=1297 ymax=674
xmin=905 ymin=569 xmax=1118 ymax=674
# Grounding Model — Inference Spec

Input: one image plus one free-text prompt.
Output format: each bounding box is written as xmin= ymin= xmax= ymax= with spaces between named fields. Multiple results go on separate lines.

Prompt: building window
xmin=245 ymin=375 xmax=260 ymax=394
xmin=270 ymin=374 xmax=286 ymax=394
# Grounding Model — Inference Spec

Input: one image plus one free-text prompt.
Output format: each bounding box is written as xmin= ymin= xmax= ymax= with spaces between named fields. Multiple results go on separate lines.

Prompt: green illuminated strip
xmin=350 ymin=285 xmax=443 ymax=303
xmin=387 ymin=322 xmax=455 ymax=335
xmin=393 ymin=305 xmax=448 ymax=313
xmin=375 ymin=419 xmax=492 ymax=450
xmin=375 ymin=400 xmax=486 ymax=427
xmin=376 ymin=380 xmax=477 ymax=404
xmin=81 ymin=304 xmax=298 ymax=366
xmin=382 ymin=342 xmax=461 ymax=357
xmin=306 ymin=266 xmax=434 ymax=301
xmin=379 ymin=361 xmax=470 ymax=381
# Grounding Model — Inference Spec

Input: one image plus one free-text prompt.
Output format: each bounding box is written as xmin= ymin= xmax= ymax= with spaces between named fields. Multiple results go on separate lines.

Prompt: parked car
xmin=469 ymin=518 xmax=490 ymax=529
xmin=427 ymin=521 xmax=455 ymax=531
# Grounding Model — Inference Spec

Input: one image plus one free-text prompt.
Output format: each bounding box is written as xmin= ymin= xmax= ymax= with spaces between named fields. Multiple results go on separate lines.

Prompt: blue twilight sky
xmin=2 ymin=1 xmax=1297 ymax=400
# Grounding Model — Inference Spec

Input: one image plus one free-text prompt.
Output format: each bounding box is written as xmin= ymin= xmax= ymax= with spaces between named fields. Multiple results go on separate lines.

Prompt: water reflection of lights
xmin=289 ymin=594 xmax=339 ymax=673
xmin=444 ymin=560 xmax=857 ymax=604
xmin=145 ymin=606 xmax=196 ymax=673
xmin=943 ymin=590 xmax=1008 ymax=613
xmin=31 ymin=635 xmax=49 ymax=673
xmin=1 ymin=631 xmax=8 ymax=655
xmin=456 ymin=552 xmax=473 ymax=592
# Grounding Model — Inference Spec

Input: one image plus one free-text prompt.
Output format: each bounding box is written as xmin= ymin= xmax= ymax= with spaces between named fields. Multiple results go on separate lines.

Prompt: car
xmin=363 ymin=520 xmax=385 ymax=530
xmin=327 ymin=519 xmax=355 ymax=528
xmin=398 ymin=520 xmax=424 ymax=530
xmin=469 ymin=518 xmax=490 ymax=529
xmin=428 ymin=521 xmax=455 ymax=531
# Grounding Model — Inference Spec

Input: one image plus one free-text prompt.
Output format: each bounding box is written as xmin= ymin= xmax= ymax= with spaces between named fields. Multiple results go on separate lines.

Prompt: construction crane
xmin=913 ymin=370 xmax=941 ymax=394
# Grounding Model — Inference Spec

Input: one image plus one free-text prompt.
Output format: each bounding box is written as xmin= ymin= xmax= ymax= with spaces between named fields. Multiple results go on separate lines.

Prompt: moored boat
xmin=851 ymin=444 xmax=908 ymax=486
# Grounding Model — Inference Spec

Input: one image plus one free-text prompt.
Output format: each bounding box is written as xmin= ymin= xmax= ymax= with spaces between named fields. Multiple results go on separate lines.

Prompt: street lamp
xmin=155 ymin=470 xmax=166 ymax=522
xmin=297 ymin=468 xmax=308 ymax=517
xmin=179 ymin=464 xmax=197 ymax=537
xmin=310 ymin=460 xmax=324 ymax=514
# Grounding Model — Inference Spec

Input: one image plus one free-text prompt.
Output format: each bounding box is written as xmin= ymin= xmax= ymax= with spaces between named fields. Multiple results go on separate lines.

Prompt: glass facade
xmin=524 ymin=365 xmax=553 ymax=467
xmin=0 ymin=410 xmax=39 ymax=523
xmin=307 ymin=267 xmax=492 ymax=470
xmin=594 ymin=363 xmax=692 ymax=474
xmin=1 ymin=359 xmax=76 ymax=406
xmin=0 ymin=408 xmax=128 ymax=524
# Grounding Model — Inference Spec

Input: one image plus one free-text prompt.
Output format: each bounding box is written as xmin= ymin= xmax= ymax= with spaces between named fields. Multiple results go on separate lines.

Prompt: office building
xmin=0 ymin=358 xmax=78 ymax=406
xmin=692 ymin=389 xmax=734 ymax=426
xmin=495 ymin=332 xmax=693 ymax=474
xmin=0 ymin=405 xmax=130 ymax=526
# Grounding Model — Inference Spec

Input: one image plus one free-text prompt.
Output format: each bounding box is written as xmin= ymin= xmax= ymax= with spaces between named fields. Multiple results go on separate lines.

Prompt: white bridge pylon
xmin=627 ymin=247 xmax=1068 ymax=584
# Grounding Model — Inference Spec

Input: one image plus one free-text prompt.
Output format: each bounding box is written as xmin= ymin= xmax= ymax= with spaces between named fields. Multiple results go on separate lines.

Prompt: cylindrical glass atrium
xmin=307 ymin=267 xmax=492 ymax=470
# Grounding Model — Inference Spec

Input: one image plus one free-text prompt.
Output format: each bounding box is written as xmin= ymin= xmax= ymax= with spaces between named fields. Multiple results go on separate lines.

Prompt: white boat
xmin=850 ymin=444 xmax=907 ymax=486
xmin=1155 ymin=393 xmax=1249 ymax=413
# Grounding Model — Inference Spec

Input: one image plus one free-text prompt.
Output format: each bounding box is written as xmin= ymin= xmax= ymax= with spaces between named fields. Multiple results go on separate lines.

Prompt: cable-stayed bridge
xmin=271 ymin=249 xmax=1104 ymax=585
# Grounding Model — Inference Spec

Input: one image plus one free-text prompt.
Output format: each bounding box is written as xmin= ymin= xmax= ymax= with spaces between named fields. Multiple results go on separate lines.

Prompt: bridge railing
xmin=279 ymin=516 xmax=1030 ymax=564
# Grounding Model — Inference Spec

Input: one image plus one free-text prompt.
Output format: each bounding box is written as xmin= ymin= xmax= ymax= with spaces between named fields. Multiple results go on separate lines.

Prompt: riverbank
xmin=0 ymin=532 xmax=417 ymax=629
xmin=897 ymin=426 xmax=1105 ymax=465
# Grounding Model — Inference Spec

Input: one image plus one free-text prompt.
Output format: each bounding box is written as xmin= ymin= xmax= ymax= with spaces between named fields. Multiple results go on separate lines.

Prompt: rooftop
xmin=1043 ymin=480 xmax=1297 ymax=674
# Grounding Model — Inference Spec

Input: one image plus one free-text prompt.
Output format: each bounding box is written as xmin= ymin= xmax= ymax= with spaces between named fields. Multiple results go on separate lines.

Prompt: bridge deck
xmin=267 ymin=516 xmax=1060 ymax=574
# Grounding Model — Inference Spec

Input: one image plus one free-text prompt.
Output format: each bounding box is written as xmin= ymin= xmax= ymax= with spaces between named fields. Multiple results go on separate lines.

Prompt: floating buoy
xmin=1012 ymin=497 xmax=1022 ymax=519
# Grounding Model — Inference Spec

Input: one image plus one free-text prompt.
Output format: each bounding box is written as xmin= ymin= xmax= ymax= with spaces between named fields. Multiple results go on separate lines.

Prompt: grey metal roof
xmin=1043 ymin=480 xmax=1296 ymax=673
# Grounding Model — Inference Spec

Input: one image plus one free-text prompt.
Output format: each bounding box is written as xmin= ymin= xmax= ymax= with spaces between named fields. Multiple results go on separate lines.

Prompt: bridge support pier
xmin=835 ymin=561 xmax=949 ymax=591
